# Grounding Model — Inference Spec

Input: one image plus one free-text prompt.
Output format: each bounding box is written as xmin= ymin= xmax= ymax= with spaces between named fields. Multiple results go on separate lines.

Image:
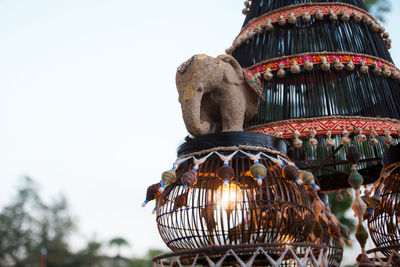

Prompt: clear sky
xmin=0 ymin=0 xmax=399 ymax=261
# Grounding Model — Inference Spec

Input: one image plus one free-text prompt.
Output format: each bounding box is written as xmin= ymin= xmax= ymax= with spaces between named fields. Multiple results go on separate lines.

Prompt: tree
xmin=362 ymin=0 xmax=391 ymax=22
xmin=109 ymin=237 xmax=129 ymax=257
xmin=0 ymin=177 xmax=75 ymax=266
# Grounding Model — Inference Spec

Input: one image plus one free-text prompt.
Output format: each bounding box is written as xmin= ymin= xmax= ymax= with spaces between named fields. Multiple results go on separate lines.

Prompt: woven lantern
xmin=155 ymin=132 xmax=314 ymax=251
xmin=368 ymin=144 xmax=400 ymax=257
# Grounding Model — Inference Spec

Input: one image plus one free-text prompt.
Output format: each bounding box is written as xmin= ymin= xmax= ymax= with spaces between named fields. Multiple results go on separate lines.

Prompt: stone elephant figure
xmin=176 ymin=54 xmax=263 ymax=137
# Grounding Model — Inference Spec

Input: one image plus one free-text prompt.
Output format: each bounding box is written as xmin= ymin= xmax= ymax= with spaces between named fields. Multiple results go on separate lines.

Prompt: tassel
xmin=142 ymin=183 xmax=161 ymax=207
xmin=346 ymin=60 xmax=355 ymax=71
xmin=263 ymin=68 xmax=273 ymax=80
xmin=371 ymin=23 xmax=380 ymax=32
xmin=304 ymin=59 xmax=314 ymax=71
xmin=340 ymin=129 xmax=351 ymax=146
xmin=159 ymin=169 xmax=177 ymax=192
xmin=372 ymin=62 xmax=382 ymax=75
xmin=278 ymin=15 xmax=286 ymax=26
xmin=254 ymin=72 xmax=261 ymax=79
xmin=357 ymin=129 xmax=367 ymax=143
xmin=277 ymin=63 xmax=286 ymax=78
xmin=329 ymin=10 xmax=337 ymax=21
xmin=302 ymin=11 xmax=311 ymax=22
xmin=244 ymin=0 xmax=250 ymax=8
xmin=391 ymin=67 xmax=400 ymax=79
xmin=315 ymin=9 xmax=324 ymax=20
xmin=225 ymin=47 xmax=233 ymax=55
xmin=282 ymin=165 xmax=300 ymax=182
xmin=382 ymin=66 xmax=392 ymax=78
xmin=250 ymin=162 xmax=267 ymax=185
xmin=378 ymin=26 xmax=385 ymax=34
xmin=299 ymin=170 xmax=319 ymax=190
xmin=181 ymin=170 xmax=197 ymax=189
xmin=333 ymin=58 xmax=344 ymax=71
xmin=242 ymin=8 xmax=248 ymax=15
xmin=325 ymin=130 xmax=335 ymax=148
xmin=293 ymin=130 xmax=303 ymax=148
xmin=384 ymin=129 xmax=394 ymax=147
xmin=340 ymin=11 xmax=350 ymax=21
xmin=290 ymin=60 xmax=300 ymax=74
xmin=217 ymin=165 xmax=235 ymax=181
xmin=362 ymin=15 xmax=372 ymax=26
xmin=360 ymin=60 xmax=369 ymax=74
xmin=265 ymin=19 xmax=273 ymax=31
xmin=353 ymin=12 xmax=362 ymax=22
xmin=369 ymin=130 xmax=378 ymax=146
xmin=309 ymin=129 xmax=318 ymax=147
xmin=383 ymin=32 xmax=390 ymax=38
xmin=288 ymin=12 xmax=296 ymax=24
xmin=255 ymin=25 xmax=263 ymax=35
xmin=321 ymin=56 xmax=330 ymax=71
xmin=347 ymin=146 xmax=361 ymax=164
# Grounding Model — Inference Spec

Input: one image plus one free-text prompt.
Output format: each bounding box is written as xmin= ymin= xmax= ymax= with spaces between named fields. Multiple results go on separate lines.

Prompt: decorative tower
xmin=143 ymin=0 xmax=400 ymax=266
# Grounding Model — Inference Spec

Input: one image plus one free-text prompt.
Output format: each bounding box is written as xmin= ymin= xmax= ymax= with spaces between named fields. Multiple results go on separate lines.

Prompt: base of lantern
xmin=357 ymin=244 xmax=400 ymax=266
xmin=152 ymin=243 xmax=328 ymax=267
xmin=177 ymin=131 xmax=287 ymax=157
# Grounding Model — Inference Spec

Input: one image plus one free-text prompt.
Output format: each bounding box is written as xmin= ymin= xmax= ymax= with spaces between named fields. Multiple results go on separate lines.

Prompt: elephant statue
xmin=176 ymin=54 xmax=263 ymax=137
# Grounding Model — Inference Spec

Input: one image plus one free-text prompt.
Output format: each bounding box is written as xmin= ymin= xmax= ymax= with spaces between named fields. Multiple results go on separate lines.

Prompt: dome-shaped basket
xmin=368 ymin=145 xmax=400 ymax=256
xmin=155 ymin=133 xmax=313 ymax=251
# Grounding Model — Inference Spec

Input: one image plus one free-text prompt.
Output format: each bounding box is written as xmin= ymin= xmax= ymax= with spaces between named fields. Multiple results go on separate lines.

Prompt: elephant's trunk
xmin=180 ymin=88 xmax=212 ymax=136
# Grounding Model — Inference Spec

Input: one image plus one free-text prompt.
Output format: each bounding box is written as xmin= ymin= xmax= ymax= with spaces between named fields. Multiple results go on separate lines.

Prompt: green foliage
xmin=328 ymin=191 xmax=356 ymax=232
xmin=0 ymin=177 xmax=164 ymax=266
xmin=0 ymin=177 xmax=75 ymax=266
xmin=362 ymin=0 xmax=391 ymax=22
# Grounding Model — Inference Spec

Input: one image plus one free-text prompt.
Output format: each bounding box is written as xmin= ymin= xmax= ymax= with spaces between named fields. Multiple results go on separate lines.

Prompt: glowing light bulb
xmin=216 ymin=182 xmax=242 ymax=210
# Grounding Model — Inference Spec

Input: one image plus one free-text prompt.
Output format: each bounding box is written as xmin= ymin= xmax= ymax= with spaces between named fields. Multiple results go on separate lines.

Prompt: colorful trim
xmin=237 ymin=3 xmax=381 ymax=39
xmin=243 ymin=70 xmax=264 ymax=100
xmin=246 ymin=116 xmax=400 ymax=138
xmin=245 ymin=52 xmax=400 ymax=77
xmin=177 ymin=56 xmax=194 ymax=74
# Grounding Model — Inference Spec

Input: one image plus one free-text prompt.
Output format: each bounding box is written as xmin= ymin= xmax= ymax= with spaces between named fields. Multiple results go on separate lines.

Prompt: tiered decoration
xmin=230 ymin=0 xmax=400 ymax=191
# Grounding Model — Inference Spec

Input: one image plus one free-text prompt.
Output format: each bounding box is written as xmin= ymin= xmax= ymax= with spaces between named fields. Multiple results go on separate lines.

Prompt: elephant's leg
xmin=219 ymin=88 xmax=246 ymax=132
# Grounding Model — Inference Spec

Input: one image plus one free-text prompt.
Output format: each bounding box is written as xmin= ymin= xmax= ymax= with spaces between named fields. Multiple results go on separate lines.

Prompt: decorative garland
xmin=244 ymin=52 xmax=400 ymax=80
xmin=228 ymin=2 xmax=391 ymax=54
xmin=247 ymin=115 xmax=400 ymax=140
xmin=141 ymin=148 xmax=321 ymax=211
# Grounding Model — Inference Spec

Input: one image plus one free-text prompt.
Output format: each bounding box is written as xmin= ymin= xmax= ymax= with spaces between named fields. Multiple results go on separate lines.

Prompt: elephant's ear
xmin=217 ymin=54 xmax=243 ymax=77
xmin=243 ymin=70 xmax=265 ymax=101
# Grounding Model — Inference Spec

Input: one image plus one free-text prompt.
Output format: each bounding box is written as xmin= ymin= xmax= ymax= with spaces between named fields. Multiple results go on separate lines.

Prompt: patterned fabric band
xmin=246 ymin=52 xmax=400 ymax=77
xmin=235 ymin=2 xmax=384 ymax=43
xmin=246 ymin=116 xmax=400 ymax=138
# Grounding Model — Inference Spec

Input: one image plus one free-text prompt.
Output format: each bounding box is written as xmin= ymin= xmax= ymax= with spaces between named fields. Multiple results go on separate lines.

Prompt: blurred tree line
xmin=363 ymin=0 xmax=391 ymax=22
xmin=0 ymin=177 xmax=161 ymax=267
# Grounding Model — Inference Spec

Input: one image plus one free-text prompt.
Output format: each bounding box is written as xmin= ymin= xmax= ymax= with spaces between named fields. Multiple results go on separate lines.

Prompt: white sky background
xmin=0 ymin=0 xmax=399 ymax=263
